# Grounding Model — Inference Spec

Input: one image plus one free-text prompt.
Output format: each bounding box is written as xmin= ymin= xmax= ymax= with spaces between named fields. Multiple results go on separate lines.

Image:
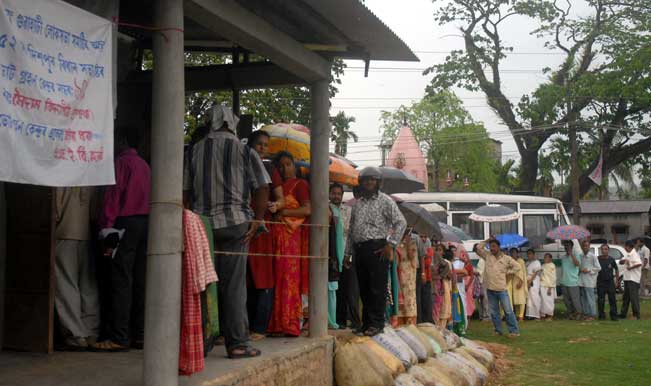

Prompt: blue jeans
xmin=487 ymin=289 xmax=519 ymax=334
xmin=580 ymin=287 xmax=597 ymax=317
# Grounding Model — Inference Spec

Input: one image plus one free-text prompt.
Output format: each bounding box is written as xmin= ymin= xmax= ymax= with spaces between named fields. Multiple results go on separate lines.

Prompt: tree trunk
xmin=518 ymin=149 xmax=539 ymax=192
xmin=569 ymin=127 xmax=581 ymax=225
xmin=434 ymin=158 xmax=440 ymax=192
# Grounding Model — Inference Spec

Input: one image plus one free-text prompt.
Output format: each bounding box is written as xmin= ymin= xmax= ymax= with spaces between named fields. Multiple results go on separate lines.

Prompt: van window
xmin=490 ymin=220 xmax=518 ymax=235
xmin=452 ymin=213 xmax=484 ymax=239
xmin=520 ymin=203 xmax=557 ymax=210
xmin=523 ymin=214 xmax=555 ymax=238
xmin=449 ymin=202 xmax=484 ymax=211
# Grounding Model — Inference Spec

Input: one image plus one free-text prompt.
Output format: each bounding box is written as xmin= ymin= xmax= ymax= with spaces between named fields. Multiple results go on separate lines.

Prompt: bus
xmin=389 ymin=192 xmax=571 ymax=258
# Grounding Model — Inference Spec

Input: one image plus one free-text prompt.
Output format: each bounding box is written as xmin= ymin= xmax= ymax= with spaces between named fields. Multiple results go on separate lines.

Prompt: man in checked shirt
xmin=346 ymin=166 xmax=406 ymax=336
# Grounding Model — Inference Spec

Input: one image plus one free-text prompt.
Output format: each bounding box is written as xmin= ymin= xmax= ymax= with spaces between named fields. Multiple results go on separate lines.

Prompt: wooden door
xmin=3 ymin=184 xmax=55 ymax=353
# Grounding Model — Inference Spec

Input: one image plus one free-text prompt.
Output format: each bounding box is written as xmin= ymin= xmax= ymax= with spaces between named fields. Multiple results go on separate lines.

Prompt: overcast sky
xmin=331 ymin=0 xmax=580 ymax=167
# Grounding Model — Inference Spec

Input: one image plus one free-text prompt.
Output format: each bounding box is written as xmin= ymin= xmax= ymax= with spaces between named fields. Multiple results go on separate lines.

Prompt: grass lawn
xmin=464 ymin=298 xmax=651 ymax=386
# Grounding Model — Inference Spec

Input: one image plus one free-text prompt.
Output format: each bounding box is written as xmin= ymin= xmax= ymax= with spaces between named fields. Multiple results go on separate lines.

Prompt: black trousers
xmin=246 ymin=287 xmax=274 ymax=334
xmin=420 ymin=281 xmax=434 ymax=323
xmin=621 ymin=280 xmax=641 ymax=319
xmin=108 ymin=215 xmax=148 ymax=346
xmin=597 ymin=282 xmax=618 ymax=319
xmin=355 ymin=239 xmax=389 ymax=330
xmin=214 ymin=223 xmax=251 ymax=350
xmin=336 ymin=262 xmax=361 ymax=329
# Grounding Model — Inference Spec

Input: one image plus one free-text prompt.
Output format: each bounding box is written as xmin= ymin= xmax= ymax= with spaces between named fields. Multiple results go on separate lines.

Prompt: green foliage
xmin=427 ymin=0 xmax=651 ymax=197
xmin=330 ymin=111 xmax=357 ymax=157
xmin=143 ymin=51 xmax=347 ymax=142
xmin=379 ymin=91 xmax=501 ymax=192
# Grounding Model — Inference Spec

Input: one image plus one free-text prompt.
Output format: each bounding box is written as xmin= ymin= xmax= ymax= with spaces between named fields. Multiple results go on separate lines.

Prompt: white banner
xmin=588 ymin=152 xmax=603 ymax=186
xmin=0 ymin=0 xmax=114 ymax=186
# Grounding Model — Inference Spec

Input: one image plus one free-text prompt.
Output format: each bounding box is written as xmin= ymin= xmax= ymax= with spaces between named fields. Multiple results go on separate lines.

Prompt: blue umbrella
xmin=495 ymin=233 xmax=529 ymax=249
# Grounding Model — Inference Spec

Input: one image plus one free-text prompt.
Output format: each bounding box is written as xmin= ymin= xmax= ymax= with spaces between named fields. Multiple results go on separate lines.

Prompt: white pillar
xmin=143 ymin=1 xmax=184 ymax=386
xmin=308 ymin=79 xmax=331 ymax=338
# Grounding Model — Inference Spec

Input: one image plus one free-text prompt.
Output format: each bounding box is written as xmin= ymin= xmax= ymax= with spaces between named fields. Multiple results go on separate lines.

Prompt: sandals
xmin=89 ymin=340 xmax=130 ymax=352
xmin=363 ymin=327 xmax=383 ymax=337
xmin=227 ymin=346 xmax=261 ymax=359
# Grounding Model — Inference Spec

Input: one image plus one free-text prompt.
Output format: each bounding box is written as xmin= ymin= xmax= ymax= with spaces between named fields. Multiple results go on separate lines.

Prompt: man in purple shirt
xmin=93 ymin=130 xmax=151 ymax=352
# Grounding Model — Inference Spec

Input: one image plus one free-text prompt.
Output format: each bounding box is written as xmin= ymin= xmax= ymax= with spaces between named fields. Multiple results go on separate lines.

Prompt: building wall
xmin=386 ymin=126 xmax=428 ymax=190
xmin=581 ymin=212 xmax=649 ymax=244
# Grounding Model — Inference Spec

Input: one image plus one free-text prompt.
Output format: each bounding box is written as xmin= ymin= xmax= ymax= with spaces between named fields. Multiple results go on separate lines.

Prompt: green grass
xmin=463 ymin=298 xmax=651 ymax=386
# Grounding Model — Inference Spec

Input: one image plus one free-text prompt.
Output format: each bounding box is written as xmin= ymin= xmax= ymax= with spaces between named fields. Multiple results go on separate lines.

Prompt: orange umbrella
xmin=329 ymin=156 xmax=359 ymax=186
xmin=261 ymin=123 xmax=311 ymax=162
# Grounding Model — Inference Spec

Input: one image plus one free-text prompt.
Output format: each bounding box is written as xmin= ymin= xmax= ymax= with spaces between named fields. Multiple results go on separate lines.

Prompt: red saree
xmin=268 ymin=178 xmax=309 ymax=336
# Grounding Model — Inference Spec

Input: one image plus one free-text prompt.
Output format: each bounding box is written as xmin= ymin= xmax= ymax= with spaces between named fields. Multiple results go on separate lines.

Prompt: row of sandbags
xmin=334 ymin=323 xmax=495 ymax=386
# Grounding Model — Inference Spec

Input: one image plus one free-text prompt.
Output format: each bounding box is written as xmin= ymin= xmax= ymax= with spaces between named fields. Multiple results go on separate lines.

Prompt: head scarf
xmin=207 ymin=105 xmax=239 ymax=133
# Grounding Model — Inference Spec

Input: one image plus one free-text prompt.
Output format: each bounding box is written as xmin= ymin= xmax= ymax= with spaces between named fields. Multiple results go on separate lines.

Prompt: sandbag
xmin=426 ymin=336 xmax=442 ymax=355
xmin=374 ymin=328 xmax=418 ymax=368
xmin=422 ymin=358 xmax=470 ymax=386
xmin=405 ymin=325 xmax=435 ymax=357
xmin=408 ymin=366 xmax=454 ymax=386
xmin=417 ymin=323 xmax=449 ymax=351
xmin=459 ymin=339 xmax=495 ymax=369
xmin=436 ymin=352 xmax=480 ymax=386
xmin=439 ymin=328 xmax=462 ymax=349
xmin=335 ymin=343 xmax=393 ymax=386
xmin=394 ymin=373 xmax=425 ymax=386
xmin=396 ymin=327 xmax=428 ymax=361
xmin=449 ymin=351 xmax=488 ymax=384
xmin=358 ymin=342 xmax=397 ymax=385
xmin=455 ymin=347 xmax=492 ymax=374
xmin=361 ymin=338 xmax=406 ymax=377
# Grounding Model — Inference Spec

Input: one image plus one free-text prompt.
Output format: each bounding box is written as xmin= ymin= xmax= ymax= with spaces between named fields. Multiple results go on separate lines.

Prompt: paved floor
xmin=0 ymin=336 xmax=333 ymax=386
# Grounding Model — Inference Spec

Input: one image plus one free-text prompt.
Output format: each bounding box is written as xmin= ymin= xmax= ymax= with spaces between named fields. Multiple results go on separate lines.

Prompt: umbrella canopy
xmin=495 ymin=234 xmax=529 ymax=249
xmin=378 ymin=167 xmax=425 ymax=194
xmin=397 ymin=202 xmax=442 ymax=240
xmin=546 ymin=225 xmax=591 ymax=241
xmin=420 ymin=203 xmax=447 ymax=222
xmin=438 ymin=222 xmax=471 ymax=243
xmin=261 ymin=123 xmax=311 ymax=162
xmin=469 ymin=204 xmax=520 ymax=223
xmin=295 ymin=156 xmax=359 ymax=187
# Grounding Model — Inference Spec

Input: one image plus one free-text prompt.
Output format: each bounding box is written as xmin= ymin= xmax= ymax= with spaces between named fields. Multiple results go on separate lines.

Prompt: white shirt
xmin=622 ymin=249 xmax=643 ymax=283
xmin=637 ymin=245 xmax=650 ymax=269
xmin=475 ymin=258 xmax=486 ymax=284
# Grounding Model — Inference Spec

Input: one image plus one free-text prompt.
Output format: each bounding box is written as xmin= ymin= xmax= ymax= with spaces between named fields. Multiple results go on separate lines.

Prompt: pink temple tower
xmin=386 ymin=126 xmax=428 ymax=190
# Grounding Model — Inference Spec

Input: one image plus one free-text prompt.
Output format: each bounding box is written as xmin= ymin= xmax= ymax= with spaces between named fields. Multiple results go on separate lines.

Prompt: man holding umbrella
xmin=346 ymin=166 xmax=406 ymax=336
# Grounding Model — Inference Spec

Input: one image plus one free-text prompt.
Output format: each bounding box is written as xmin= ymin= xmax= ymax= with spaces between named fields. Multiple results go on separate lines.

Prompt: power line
xmin=412 ymin=50 xmax=567 ymax=56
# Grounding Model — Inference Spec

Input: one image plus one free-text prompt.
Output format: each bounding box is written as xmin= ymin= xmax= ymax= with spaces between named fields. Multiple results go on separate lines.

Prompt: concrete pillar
xmin=143 ymin=1 xmax=184 ymax=386
xmin=308 ymin=79 xmax=331 ymax=338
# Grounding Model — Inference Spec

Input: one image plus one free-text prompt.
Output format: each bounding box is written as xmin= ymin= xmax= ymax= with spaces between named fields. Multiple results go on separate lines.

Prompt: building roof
xmin=117 ymin=0 xmax=417 ymax=62
xmin=574 ymin=200 xmax=651 ymax=214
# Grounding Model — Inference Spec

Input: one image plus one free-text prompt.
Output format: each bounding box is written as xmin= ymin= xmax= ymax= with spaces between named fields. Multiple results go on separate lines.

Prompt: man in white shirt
xmin=636 ymin=238 xmax=651 ymax=296
xmin=619 ymin=240 xmax=643 ymax=320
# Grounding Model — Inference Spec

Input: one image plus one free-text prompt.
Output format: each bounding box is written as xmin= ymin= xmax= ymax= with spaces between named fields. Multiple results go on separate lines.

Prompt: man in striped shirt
xmin=183 ymin=105 xmax=270 ymax=358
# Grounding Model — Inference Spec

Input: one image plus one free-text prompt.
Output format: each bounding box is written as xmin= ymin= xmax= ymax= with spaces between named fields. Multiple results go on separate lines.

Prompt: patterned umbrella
xmin=261 ymin=123 xmax=311 ymax=162
xmin=546 ymin=225 xmax=591 ymax=241
xmin=495 ymin=233 xmax=529 ymax=249
xmin=469 ymin=204 xmax=520 ymax=223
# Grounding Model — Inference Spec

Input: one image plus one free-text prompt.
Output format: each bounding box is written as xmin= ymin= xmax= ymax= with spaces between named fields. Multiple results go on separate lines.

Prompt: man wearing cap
xmin=346 ymin=166 xmax=406 ymax=336
xmin=184 ymin=105 xmax=270 ymax=358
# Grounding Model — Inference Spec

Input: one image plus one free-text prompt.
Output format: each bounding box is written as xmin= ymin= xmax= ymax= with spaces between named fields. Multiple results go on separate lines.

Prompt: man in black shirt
xmin=597 ymin=244 xmax=619 ymax=321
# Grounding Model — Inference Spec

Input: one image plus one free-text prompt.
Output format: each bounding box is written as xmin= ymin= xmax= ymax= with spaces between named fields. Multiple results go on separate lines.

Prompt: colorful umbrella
xmin=296 ymin=156 xmax=359 ymax=187
xmin=469 ymin=204 xmax=520 ymax=223
xmin=546 ymin=225 xmax=591 ymax=241
xmin=495 ymin=233 xmax=529 ymax=249
xmin=261 ymin=123 xmax=311 ymax=162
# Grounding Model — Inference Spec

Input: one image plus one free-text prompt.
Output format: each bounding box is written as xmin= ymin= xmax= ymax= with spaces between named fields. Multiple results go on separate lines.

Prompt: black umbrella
xmin=397 ymin=201 xmax=442 ymax=240
xmin=378 ymin=167 xmax=425 ymax=194
xmin=438 ymin=222 xmax=471 ymax=243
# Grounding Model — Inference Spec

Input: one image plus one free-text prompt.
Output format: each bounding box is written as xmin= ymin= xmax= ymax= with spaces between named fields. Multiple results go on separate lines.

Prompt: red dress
xmin=268 ymin=178 xmax=309 ymax=336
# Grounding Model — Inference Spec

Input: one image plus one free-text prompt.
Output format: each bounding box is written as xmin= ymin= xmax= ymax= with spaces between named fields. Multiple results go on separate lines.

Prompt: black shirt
xmin=597 ymin=255 xmax=618 ymax=285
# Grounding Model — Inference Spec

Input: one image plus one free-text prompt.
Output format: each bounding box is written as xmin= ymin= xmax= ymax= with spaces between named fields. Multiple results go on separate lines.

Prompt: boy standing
xmin=596 ymin=244 xmax=619 ymax=321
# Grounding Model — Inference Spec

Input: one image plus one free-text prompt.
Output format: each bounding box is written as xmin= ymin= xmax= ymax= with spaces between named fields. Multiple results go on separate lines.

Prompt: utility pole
xmin=567 ymin=81 xmax=581 ymax=225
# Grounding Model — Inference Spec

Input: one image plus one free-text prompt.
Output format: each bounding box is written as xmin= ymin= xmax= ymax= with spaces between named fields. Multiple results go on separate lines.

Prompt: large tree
xmin=380 ymin=91 xmax=501 ymax=192
xmin=427 ymin=0 xmax=651 ymax=202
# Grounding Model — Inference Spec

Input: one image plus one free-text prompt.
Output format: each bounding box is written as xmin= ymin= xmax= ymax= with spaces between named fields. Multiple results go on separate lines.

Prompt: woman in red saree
xmin=268 ymin=152 xmax=311 ymax=337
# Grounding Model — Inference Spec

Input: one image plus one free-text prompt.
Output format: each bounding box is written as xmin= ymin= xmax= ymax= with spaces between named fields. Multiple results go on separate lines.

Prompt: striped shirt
xmin=183 ymin=130 xmax=270 ymax=229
